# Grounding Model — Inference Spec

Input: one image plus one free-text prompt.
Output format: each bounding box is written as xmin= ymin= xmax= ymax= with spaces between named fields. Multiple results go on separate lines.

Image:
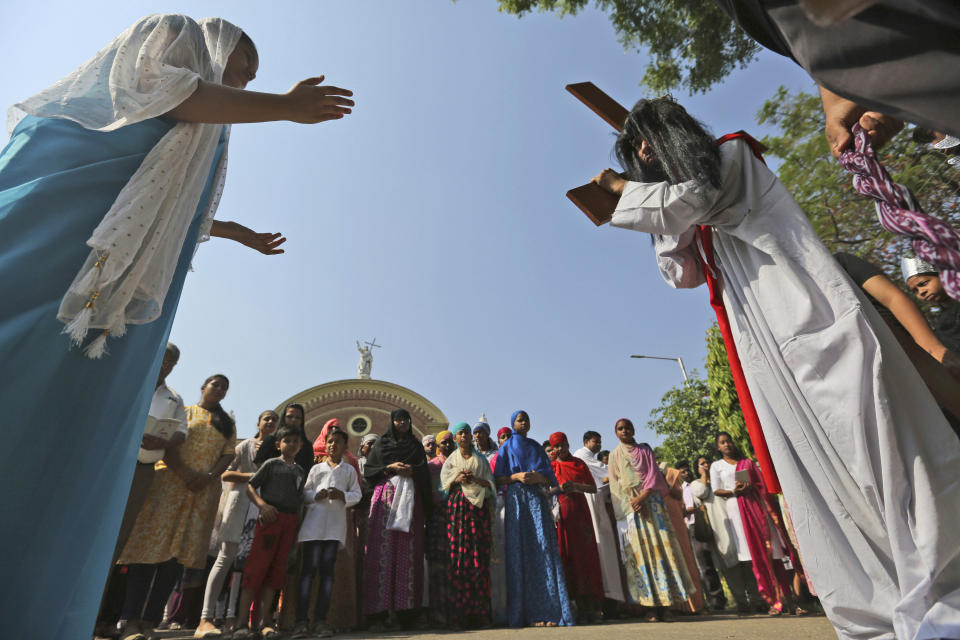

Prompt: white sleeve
xmin=690 ymin=480 xmax=710 ymax=501
xmin=710 ymin=463 xmax=723 ymax=490
xmin=610 ymin=179 xmax=718 ymax=236
xmin=343 ymin=470 xmax=361 ymax=508
xmin=173 ymin=396 xmax=188 ymax=435
xmin=653 ymin=229 xmax=705 ymax=289
xmin=302 ymin=465 xmax=322 ymax=504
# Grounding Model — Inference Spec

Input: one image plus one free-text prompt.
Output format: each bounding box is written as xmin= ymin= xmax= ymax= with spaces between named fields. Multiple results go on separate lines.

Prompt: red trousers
xmin=241 ymin=511 xmax=298 ymax=591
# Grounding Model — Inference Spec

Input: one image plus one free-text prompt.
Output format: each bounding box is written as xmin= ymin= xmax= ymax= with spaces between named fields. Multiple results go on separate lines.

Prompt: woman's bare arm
xmin=165 ymin=76 xmax=353 ymax=124
xmin=210 ymin=221 xmax=286 ymax=255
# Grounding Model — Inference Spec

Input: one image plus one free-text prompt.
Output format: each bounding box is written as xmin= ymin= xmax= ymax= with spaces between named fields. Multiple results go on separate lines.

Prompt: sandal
xmin=768 ymin=605 xmax=784 ymax=616
xmin=289 ymin=622 xmax=311 ymax=639
xmin=260 ymin=627 xmax=280 ymax=639
xmin=195 ymin=621 xmax=223 ymax=638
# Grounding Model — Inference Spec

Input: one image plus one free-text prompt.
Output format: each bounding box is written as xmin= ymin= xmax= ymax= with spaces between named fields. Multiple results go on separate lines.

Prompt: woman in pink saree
xmin=711 ymin=432 xmax=803 ymax=614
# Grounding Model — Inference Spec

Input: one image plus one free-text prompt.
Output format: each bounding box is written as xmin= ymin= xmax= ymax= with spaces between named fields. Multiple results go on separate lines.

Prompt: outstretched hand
xmin=236 ymin=230 xmax=286 ymax=255
xmin=210 ymin=220 xmax=286 ymax=255
xmin=284 ymin=75 xmax=355 ymax=124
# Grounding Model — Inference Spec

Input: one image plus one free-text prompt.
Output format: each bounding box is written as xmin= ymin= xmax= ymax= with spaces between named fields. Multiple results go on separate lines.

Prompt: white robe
xmin=611 ymin=138 xmax=960 ymax=640
xmin=572 ymin=446 xmax=626 ymax=602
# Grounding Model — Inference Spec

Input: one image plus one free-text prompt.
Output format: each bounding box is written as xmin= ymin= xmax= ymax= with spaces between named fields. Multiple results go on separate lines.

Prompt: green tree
xmin=757 ymin=86 xmax=960 ymax=279
xmin=647 ymin=370 xmax=717 ymax=467
xmin=495 ymin=0 xmax=759 ymax=94
xmin=704 ymin=322 xmax=752 ymax=458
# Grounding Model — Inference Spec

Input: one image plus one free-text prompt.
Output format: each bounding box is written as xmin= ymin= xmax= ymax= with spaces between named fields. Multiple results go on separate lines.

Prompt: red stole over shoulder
xmin=697 ymin=133 xmax=781 ymax=494
xmin=552 ymin=455 xmax=595 ymax=486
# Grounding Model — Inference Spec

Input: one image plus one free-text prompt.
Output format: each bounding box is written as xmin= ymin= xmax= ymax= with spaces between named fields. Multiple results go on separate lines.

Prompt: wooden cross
xmin=565 ymin=82 xmax=630 ymax=226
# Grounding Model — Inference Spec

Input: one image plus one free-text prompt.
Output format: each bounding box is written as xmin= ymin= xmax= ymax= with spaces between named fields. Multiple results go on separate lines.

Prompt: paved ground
xmin=154 ymin=613 xmax=836 ymax=640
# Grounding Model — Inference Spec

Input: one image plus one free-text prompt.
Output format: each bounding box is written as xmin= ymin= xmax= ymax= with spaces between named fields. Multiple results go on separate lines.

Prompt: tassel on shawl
xmin=62 ymin=291 xmax=98 ymax=346
xmin=62 ymin=252 xmax=110 ymax=346
xmin=75 ymin=251 xmax=109 ymax=296
xmin=83 ymin=330 xmax=110 ymax=359
xmin=108 ymin=315 xmax=127 ymax=338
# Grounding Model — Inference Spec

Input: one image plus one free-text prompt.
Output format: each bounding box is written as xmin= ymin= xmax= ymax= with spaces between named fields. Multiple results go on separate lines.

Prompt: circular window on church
xmin=348 ymin=414 xmax=371 ymax=437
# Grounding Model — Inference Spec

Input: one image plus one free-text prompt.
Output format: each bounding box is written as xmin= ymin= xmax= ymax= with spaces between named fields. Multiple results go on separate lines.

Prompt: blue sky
xmin=1 ymin=1 xmax=812 ymax=445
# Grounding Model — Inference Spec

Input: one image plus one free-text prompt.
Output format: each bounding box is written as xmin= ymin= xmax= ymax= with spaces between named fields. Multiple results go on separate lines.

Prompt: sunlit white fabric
xmin=572 ymin=446 xmax=626 ymax=602
xmin=7 ymin=15 xmax=239 ymax=355
xmin=611 ymin=138 xmax=960 ymax=640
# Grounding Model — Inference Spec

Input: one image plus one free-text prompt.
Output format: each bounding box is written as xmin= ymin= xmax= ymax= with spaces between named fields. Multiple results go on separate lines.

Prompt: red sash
xmin=696 ymin=132 xmax=781 ymax=494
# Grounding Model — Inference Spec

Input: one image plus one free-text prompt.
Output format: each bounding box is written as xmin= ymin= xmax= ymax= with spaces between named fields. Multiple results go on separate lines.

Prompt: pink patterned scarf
xmin=839 ymin=123 xmax=960 ymax=300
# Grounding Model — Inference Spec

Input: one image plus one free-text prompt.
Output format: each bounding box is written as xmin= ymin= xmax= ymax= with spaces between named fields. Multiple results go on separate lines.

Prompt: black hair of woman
xmin=614 ymin=95 xmax=722 ymax=190
xmin=715 ymin=431 xmax=741 ymax=457
xmin=279 ymin=403 xmax=307 ymax=436
xmin=202 ymin=373 xmax=235 ymax=438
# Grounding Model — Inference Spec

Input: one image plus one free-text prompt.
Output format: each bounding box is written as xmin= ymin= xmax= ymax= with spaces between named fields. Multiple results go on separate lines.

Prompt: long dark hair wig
xmin=201 ymin=374 xmax=235 ymax=439
xmin=615 ymin=96 xmax=722 ymax=189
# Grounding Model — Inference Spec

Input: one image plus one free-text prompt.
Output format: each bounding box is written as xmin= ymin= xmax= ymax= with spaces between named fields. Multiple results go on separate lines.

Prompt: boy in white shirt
xmin=292 ymin=427 xmax=361 ymax=638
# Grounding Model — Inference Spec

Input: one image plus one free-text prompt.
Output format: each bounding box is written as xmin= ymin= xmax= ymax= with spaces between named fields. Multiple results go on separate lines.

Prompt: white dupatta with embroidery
xmin=7 ymin=14 xmax=240 ymax=357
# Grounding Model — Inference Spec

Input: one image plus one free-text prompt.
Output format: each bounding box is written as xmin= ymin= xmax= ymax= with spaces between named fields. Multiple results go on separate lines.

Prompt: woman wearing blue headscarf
xmin=493 ymin=410 xmax=574 ymax=627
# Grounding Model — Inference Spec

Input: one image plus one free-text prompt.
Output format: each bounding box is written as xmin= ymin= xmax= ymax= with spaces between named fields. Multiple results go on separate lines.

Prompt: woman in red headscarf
xmin=549 ymin=432 xmax=605 ymax=622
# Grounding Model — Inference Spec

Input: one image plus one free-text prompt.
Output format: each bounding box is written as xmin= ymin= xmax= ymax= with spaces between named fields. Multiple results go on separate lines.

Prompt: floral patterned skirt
xmin=445 ymin=487 xmax=492 ymax=625
xmin=363 ymin=479 xmax=425 ymax=614
xmin=617 ymin=492 xmax=695 ymax=607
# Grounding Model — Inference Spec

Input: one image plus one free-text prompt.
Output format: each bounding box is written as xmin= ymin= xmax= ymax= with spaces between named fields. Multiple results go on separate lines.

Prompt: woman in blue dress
xmin=493 ymin=410 xmax=574 ymax=627
xmin=0 ymin=14 xmax=354 ymax=640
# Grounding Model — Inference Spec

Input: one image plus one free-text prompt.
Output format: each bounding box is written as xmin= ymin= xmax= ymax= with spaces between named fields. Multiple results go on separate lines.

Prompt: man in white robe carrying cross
xmin=589 ymin=95 xmax=960 ymax=640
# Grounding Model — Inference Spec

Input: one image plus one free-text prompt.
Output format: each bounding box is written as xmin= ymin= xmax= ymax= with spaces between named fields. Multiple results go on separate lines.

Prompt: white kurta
xmin=709 ymin=460 xmax=753 ymax=562
xmin=299 ymin=459 xmax=361 ymax=548
xmin=611 ymin=138 xmax=960 ymax=640
xmin=573 ymin=446 xmax=626 ymax=602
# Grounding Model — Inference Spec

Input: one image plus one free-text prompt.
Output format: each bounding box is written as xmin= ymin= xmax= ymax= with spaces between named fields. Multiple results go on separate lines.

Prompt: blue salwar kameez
xmin=0 ymin=114 xmax=225 ymax=640
xmin=494 ymin=428 xmax=573 ymax=627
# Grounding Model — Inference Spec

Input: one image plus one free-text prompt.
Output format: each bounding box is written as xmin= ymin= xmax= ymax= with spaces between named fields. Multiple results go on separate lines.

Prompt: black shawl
xmin=363 ymin=408 xmax=432 ymax=517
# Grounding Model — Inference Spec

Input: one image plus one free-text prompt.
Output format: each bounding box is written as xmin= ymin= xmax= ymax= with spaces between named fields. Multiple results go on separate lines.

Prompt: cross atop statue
xmin=356 ymin=338 xmax=381 ymax=379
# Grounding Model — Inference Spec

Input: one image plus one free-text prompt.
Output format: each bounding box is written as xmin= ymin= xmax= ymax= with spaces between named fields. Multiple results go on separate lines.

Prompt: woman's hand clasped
xmin=591 ymin=168 xmax=627 ymax=196
xmin=387 ymin=462 xmax=413 ymax=477
xmin=630 ymin=493 xmax=649 ymax=518
xmin=284 ymin=75 xmax=354 ymax=124
xmin=186 ymin=471 xmax=211 ymax=493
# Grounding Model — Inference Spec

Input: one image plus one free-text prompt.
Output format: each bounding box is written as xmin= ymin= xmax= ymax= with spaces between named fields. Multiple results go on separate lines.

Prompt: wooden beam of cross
xmin=364 ymin=338 xmax=382 ymax=350
xmin=565 ymin=82 xmax=630 ymax=226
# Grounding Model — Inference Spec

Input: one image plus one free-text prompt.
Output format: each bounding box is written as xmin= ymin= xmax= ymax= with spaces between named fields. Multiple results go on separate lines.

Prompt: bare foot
xmin=545 ymin=622 xmax=558 ymax=627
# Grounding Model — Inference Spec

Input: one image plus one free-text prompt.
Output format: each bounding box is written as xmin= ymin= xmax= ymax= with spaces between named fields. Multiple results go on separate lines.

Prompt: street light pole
xmin=630 ymin=354 xmax=689 ymax=382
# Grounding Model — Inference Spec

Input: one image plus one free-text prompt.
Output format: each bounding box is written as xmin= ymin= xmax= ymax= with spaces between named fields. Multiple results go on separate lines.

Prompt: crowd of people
xmin=94 ymin=370 xmax=822 ymax=640
xmin=2 ymin=5 xmax=960 ymax=640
